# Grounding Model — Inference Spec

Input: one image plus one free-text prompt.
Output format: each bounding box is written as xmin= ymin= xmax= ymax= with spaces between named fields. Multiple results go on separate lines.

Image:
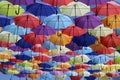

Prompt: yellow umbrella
xmin=99 ymin=76 xmax=110 ymax=80
xmin=73 ymin=68 xmax=85 ymax=73
xmin=56 ymin=62 xmax=71 ymax=69
xmin=102 ymin=14 xmax=120 ymax=28
xmin=27 ymin=73 xmax=39 ymax=79
xmin=93 ymin=72 xmax=105 ymax=78
xmin=0 ymin=52 xmax=12 ymax=59
xmin=49 ymin=32 xmax=72 ymax=46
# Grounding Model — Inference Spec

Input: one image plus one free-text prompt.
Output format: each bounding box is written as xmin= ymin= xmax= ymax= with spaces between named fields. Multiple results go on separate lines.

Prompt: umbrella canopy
xmin=38 ymin=62 xmax=53 ymax=68
xmin=88 ymin=24 xmax=113 ymax=37
xmin=0 ymin=31 xmax=21 ymax=43
xmin=26 ymin=2 xmax=57 ymax=16
xmin=49 ymin=32 xmax=72 ymax=46
xmin=13 ymin=13 xmax=42 ymax=28
xmin=100 ymin=33 xmax=120 ymax=47
xmin=80 ymin=0 xmax=111 ymax=5
xmin=72 ymin=33 xmax=96 ymax=46
xmin=75 ymin=14 xmax=102 ymax=29
xmin=15 ymin=54 xmax=32 ymax=60
xmin=91 ymin=1 xmax=120 ymax=16
xmin=97 ymin=47 xmax=115 ymax=54
xmin=0 ymin=15 xmax=10 ymax=27
xmin=32 ymin=25 xmax=56 ymax=35
xmin=52 ymin=54 xmax=70 ymax=62
xmin=8 ymin=0 xmax=35 ymax=5
xmin=70 ymin=76 xmax=82 ymax=80
xmin=62 ymin=25 xmax=87 ymax=36
xmin=24 ymin=32 xmax=47 ymax=45
xmin=60 ymin=1 xmax=90 ymax=16
xmin=102 ymin=14 xmax=120 ymax=28
xmin=0 ymin=41 xmax=12 ymax=47
xmin=43 ymin=14 xmax=73 ymax=29
xmin=0 ymin=1 xmax=24 ymax=16
xmin=42 ymin=0 xmax=73 ymax=6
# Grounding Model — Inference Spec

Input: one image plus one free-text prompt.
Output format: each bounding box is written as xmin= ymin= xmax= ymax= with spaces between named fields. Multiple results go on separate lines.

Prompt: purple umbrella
xmin=15 ymin=74 xmax=26 ymax=78
xmin=50 ymin=71 xmax=63 ymax=76
xmin=8 ymin=0 xmax=35 ymax=5
xmin=32 ymin=25 xmax=56 ymax=35
xmin=52 ymin=54 xmax=70 ymax=62
xmin=75 ymin=14 xmax=102 ymax=29
xmin=79 ymin=0 xmax=112 ymax=5
xmin=66 ymin=41 xmax=82 ymax=51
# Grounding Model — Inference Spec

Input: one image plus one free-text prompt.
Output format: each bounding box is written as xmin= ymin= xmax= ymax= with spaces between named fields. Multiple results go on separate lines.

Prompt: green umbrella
xmin=18 ymin=61 xmax=33 ymax=67
xmin=7 ymin=69 xmax=19 ymax=74
xmin=0 ymin=1 xmax=24 ymax=16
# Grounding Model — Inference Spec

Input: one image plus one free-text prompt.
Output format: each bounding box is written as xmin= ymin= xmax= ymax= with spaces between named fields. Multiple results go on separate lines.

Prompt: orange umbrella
xmin=27 ymin=73 xmax=39 ymax=79
xmin=62 ymin=25 xmax=87 ymax=36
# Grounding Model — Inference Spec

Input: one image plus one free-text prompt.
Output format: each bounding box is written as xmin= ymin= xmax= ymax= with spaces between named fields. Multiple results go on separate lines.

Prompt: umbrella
xmin=70 ymin=76 xmax=82 ymax=80
xmin=52 ymin=54 xmax=70 ymax=62
xmin=26 ymin=2 xmax=57 ymax=16
xmin=24 ymin=32 xmax=47 ymax=45
xmin=75 ymin=14 xmax=102 ymax=29
xmin=49 ymin=32 xmax=72 ymax=46
xmin=15 ymin=54 xmax=32 ymax=60
xmin=100 ymin=33 xmax=120 ymax=47
xmin=97 ymin=47 xmax=115 ymax=54
xmin=13 ymin=13 xmax=42 ymax=28
xmin=56 ymin=62 xmax=71 ymax=69
xmin=55 ymin=75 xmax=66 ymax=80
xmin=43 ymin=14 xmax=73 ymax=29
xmin=62 ymin=25 xmax=87 ymax=36
xmin=72 ymin=33 xmax=96 ymax=46
xmin=93 ymin=72 xmax=105 ymax=77
xmin=7 ymin=69 xmax=19 ymax=74
xmin=38 ymin=62 xmax=53 ymax=68
xmin=91 ymin=1 xmax=120 ymax=16
xmin=8 ymin=0 xmax=35 ymax=5
xmin=0 ymin=41 xmax=12 ymax=47
xmin=0 ymin=31 xmax=21 ymax=43
xmin=42 ymin=0 xmax=72 ymax=6
xmin=0 ymin=52 xmax=12 ymax=59
xmin=3 ymin=23 xmax=31 ymax=35
xmin=32 ymin=25 xmax=56 ymax=35
xmin=75 ymin=64 xmax=90 ymax=69
xmin=0 ymin=1 xmax=24 ymax=16
xmin=106 ymin=72 xmax=119 ymax=78
xmin=88 ymin=24 xmax=113 ymax=37
xmin=102 ymin=14 xmax=120 ymax=28
xmin=0 ymin=15 xmax=10 ymax=27
xmin=27 ymin=73 xmax=39 ymax=79
xmin=60 ymin=1 xmax=90 ymax=16
xmin=50 ymin=71 xmax=63 ymax=76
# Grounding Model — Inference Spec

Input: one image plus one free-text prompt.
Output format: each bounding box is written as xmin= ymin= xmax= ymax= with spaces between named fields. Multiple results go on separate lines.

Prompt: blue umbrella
xmin=43 ymin=14 xmax=73 ymax=29
xmin=26 ymin=2 xmax=57 ymax=16
xmin=38 ymin=62 xmax=53 ymax=68
xmin=40 ymin=73 xmax=55 ymax=80
xmin=84 ymin=76 xmax=96 ymax=80
xmin=0 ymin=15 xmax=10 ymax=27
xmin=15 ymin=54 xmax=32 ymax=60
xmin=72 ymin=33 xmax=96 ymax=46
xmin=15 ymin=38 xmax=33 ymax=48
xmin=65 ymin=71 xmax=78 ymax=76
xmin=1 ymin=62 xmax=16 ymax=65
xmin=3 ymin=23 xmax=31 ymax=35
xmin=115 ymin=28 xmax=120 ymax=35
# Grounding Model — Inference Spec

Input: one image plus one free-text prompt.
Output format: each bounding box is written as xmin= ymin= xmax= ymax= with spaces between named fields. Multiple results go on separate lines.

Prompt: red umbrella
xmin=0 ymin=41 xmax=12 ymax=47
xmin=97 ymin=47 xmax=115 ymax=54
xmin=100 ymin=33 xmax=120 ymax=47
xmin=105 ymin=58 xmax=115 ymax=65
xmin=9 ymin=57 xmax=24 ymax=63
xmin=13 ymin=14 xmax=42 ymax=28
xmin=34 ymin=54 xmax=51 ymax=62
xmin=62 ymin=25 xmax=87 ymax=36
xmin=42 ymin=0 xmax=73 ymax=6
xmin=75 ymin=64 xmax=90 ymax=69
xmin=106 ymin=72 xmax=119 ymax=78
xmin=24 ymin=32 xmax=47 ymax=45
xmin=91 ymin=1 xmax=120 ymax=16
xmin=70 ymin=76 xmax=82 ymax=80
xmin=30 ymin=44 xmax=48 ymax=53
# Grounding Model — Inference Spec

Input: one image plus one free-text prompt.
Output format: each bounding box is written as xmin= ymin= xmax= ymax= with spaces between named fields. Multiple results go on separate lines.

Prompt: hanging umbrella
xmin=55 ymin=75 xmax=66 ymax=80
xmin=93 ymin=72 xmax=105 ymax=77
xmin=24 ymin=32 xmax=47 ymax=45
xmin=8 ymin=0 xmax=35 ymax=5
xmin=75 ymin=64 xmax=90 ymax=69
xmin=62 ymin=25 xmax=87 ymax=36
xmin=0 ymin=41 xmax=12 ymax=47
xmin=52 ymin=54 xmax=70 ymax=62
xmin=102 ymin=14 xmax=120 ymax=28
xmin=38 ymin=62 xmax=53 ymax=68
xmin=50 ymin=71 xmax=63 ymax=76
xmin=88 ymin=24 xmax=113 ymax=37
xmin=80 ymin=0 xmax=111 ymax=5
xmin=100 ymin=33 xmax=120 ymax=47
xmin=91 ymin=1 xmax=120 ymax=16
xmin=42 ymin=0 xmax=72 ymax=6
xmin=49 ymin=32 xmax=72 ymax=46
xmin=27 ymin=73 xmax=40 ymax=79
xmin=70 ymin=76 xmax=82 ymax=80
xmin=0 ymin=15 xmax=10 ymax=27
xmin=75 ymin=14 xmax=102 ymax=29
xmin=32 ymin=25 xmax=56 ymax=35
xmin=43 ymin=14 xmax=73 ymax=29
xmin=56 ymin=62 xmax=71 ymax=69
xmin=0 ymin=52 xmax=12 ymax=60
xmin=72 ymin=33 xmax=96 ymax=46
xmin=13 ymin=13 xmax=42 ymax=28
xmin=60 ymin=1 xmax=90 ymax=16
xmin=15 ymin=54 xmax=32 ymax=60
xmin=0 ymin=31 xmax=21 ymax=43
xmin=26 ymin=2 xmax=57 ymax=16
xmin=97 ymin=47 xmax=115 ymax=54
xmin=0 ymin=1 xmax=24 ymax=16
xmin=3 ymin=23 xmax=31 ymax=35
xmin=106 ymin=72 xmax=120 ymax=78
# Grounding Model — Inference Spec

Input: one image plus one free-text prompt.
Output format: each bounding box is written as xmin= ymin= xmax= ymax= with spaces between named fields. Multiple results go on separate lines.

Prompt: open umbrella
xmin=49 ymin=32 xmax=72 ymax=46
xmin=43 ymin=14 xmax=73 ymax=29
xmin=42 ymin=0 xmax=73 ymax=6
xmin=32 ymin=25 xmax=56 ymax=35
xmin=97 ymin=47 xmax=115 ymax=54
xmin=26 ymin=2 xmax=57 ymax=16
xmin=0 ymin=1 xmax=24 ymax=16
xmin=24 ymin=32 xmax=47 ymax=45
xmin=0 ymin=15 xmax=10 ymax=27
xmin=60 ymin=1 xmax=90 ymax=16
xmin=70 ymin=75 xmax=82 ymax=80
xmin=62 ymin=25 xmax=87 ymax=36
xmin=91 ymin=1 xmax=120 ymax=16
xmin=75 ymin=14 xmax=102 ymax=29
xmin=102 ymin=14 xmax=120 ymax=28
xmin=8 ymin=0 xmax=35 ymax=5
xmin=13 ymin=13 xmax=42 ymax=28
